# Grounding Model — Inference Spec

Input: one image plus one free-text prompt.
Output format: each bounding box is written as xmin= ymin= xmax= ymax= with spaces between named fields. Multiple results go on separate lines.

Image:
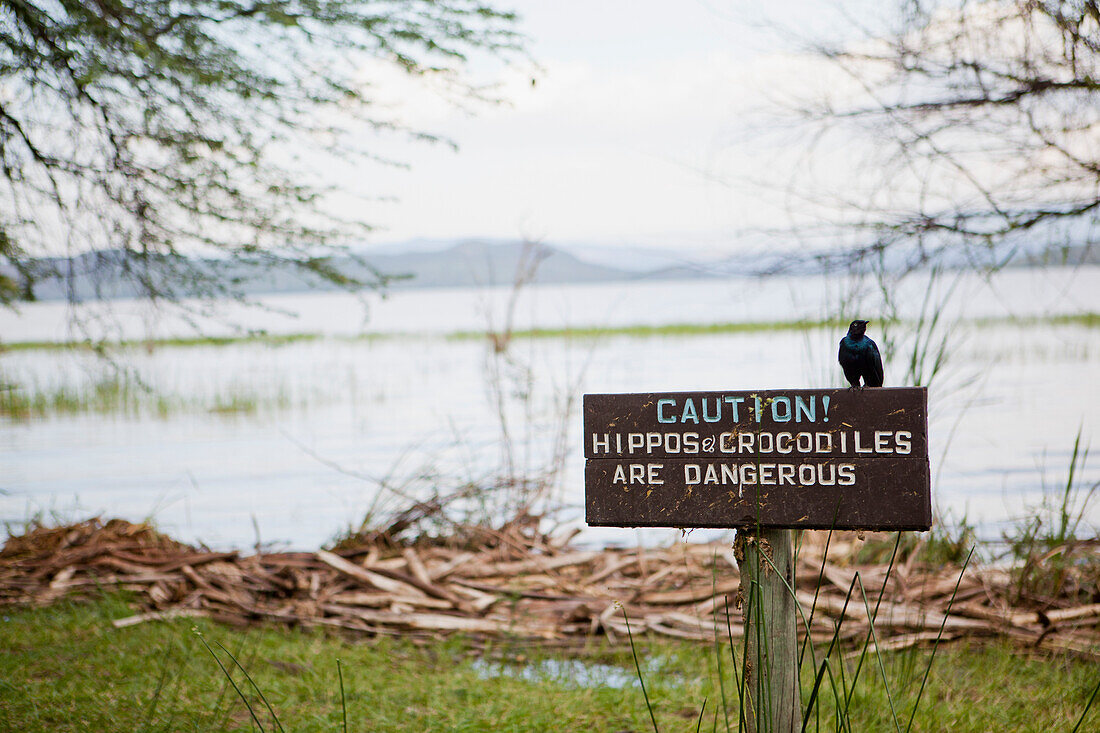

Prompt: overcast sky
xmin=347 ymin=1 xmax=866 ymax=252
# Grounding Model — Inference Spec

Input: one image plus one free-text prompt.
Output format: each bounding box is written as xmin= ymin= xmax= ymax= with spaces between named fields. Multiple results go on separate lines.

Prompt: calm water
xmin=1 ymin=267 xmax=1098 ymax=549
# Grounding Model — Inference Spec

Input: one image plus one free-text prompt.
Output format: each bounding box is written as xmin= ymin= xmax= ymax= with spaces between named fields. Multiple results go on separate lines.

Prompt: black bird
xmin=838 ymin=319 xmax=884 ymax=389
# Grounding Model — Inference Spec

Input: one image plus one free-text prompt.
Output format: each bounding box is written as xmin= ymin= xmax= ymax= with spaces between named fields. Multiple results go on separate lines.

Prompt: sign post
xmin=732 ymin=525 xmax=800 ymax=733
xmin=583 ymin=387 xmax=931 ymax=732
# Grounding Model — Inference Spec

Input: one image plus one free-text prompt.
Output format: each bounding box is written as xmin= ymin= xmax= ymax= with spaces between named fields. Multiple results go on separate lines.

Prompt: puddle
xmin=472 ymin=655 xmax=682 ymax=689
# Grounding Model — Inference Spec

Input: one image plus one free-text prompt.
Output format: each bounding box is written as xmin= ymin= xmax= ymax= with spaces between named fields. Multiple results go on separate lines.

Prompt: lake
xmin=1 ymin=267 xmax=1098 ymax=549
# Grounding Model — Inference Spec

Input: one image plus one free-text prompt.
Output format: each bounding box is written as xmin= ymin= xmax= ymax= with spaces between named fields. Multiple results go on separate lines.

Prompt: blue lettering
xmin=724 ymin=396 xmax=744 ymax=421
xmin=702 ymin=398 xmax=721 ymax=423
xmin=772 ymin=396 xmax=792 ymax=422
xmin=681 ymin=398 xmax=699 ymax=424
xmin=657 ymin=398 xmax=677 ymax=424
xmin=795 ymin=395 xmax=815 ymax=422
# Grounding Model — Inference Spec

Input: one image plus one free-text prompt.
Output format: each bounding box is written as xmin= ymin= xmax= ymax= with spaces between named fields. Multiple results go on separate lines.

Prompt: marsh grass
xmin=0 ymin=331 xmax=324 ymax=352
xmin=851 ymin=518 xmax=977 ymax=567
xmin=4 ymin=311 xmax=1095 ymax=355
xmin=978 ymin=312 xmax=1100 ymax=329
xmin=1004 ymin=428 xmax=1100 ymax=605
xmin=449 ymin=318 xmax=848 ymax=342
xmin=0 ymin=374 xmax=147 ymax=417
xmin=0 ymin=370 xmax=288 ymax=419
xmin=2 ymin=310 xmax=1095 ymax=421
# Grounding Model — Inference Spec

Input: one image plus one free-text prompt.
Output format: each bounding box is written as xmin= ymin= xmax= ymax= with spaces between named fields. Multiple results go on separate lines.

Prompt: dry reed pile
xmin=2 ymin=518 xmax=1097 ymax=658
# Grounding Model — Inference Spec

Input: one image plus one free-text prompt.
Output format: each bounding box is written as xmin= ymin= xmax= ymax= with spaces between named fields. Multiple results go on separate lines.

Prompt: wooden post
xmin=736 ymin=527 xmax=799 ymax=733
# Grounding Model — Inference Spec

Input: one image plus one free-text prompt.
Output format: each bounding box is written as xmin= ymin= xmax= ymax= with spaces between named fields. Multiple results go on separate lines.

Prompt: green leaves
xmin=0 ymin=0 xmax=521 ymax=311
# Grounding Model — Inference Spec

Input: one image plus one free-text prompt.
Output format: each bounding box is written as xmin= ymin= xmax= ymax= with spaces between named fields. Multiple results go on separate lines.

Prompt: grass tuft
xmin=1004 ymin=428 xmax=1100 ymax=605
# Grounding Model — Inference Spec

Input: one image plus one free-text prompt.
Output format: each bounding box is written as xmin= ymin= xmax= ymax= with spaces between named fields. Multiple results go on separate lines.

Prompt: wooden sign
xmin=584 ymin=387 xmax=931 ymax=530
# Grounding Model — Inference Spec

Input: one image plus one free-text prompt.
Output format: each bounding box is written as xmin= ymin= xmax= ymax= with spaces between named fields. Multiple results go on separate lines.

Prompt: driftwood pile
xmin=2 ymin=518 xmax=1098 ymax=658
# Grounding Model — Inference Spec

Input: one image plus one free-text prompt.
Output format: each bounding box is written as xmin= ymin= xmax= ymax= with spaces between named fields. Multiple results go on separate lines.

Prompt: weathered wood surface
xmin=737 ymin=528 xmax=799 ymax=733
xmin=1 ymin=518 xmax=1097 ymax=659
xmin=583 ymin=389 xmax=929 ymax=458
xmin=586 ymin=457 xmax=930 ymax=530
xmin=584 ymin=388 xmax=931 ymax=530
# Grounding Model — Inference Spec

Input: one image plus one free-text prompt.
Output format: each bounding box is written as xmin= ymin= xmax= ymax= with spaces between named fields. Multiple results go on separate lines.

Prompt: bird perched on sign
xmin=838 ymin=319 xmax=884 ymax=388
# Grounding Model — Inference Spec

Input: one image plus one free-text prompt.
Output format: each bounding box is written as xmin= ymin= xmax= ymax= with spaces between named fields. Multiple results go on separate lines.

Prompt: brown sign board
xmin=584 ymin=387 xmax=931 ymax=531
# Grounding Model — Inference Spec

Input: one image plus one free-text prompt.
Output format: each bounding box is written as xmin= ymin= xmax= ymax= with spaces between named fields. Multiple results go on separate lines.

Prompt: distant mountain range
xmin=7 ymin=237 xmax=1097 ymax=302
xmin=357 ymin=239 xmax=649 ymax=288
xmin=11 ymin=239 xmax=699 ymax=302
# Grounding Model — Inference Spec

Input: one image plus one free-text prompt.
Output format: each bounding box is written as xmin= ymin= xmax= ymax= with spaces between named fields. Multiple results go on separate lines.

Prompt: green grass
xmin=0 ymin=594 xmax=1096 ymax=732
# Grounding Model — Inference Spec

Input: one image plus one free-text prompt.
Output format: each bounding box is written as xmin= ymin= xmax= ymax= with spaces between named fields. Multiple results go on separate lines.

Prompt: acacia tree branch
xmin=0 ymin=0 xmax=522 ymax=320
xmin=777 ymin=0 xmax=1100 ymax=269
